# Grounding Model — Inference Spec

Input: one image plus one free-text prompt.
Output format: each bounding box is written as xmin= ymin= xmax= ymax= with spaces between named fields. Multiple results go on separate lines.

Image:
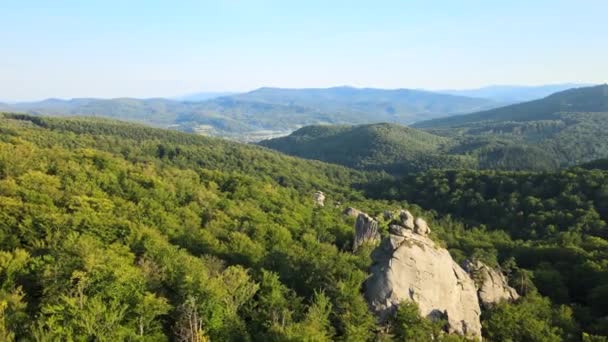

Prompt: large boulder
xmin=398 ymin=210 xmax=415 ymax=229
xmin=365 ymin=229 xmax=482 ymax=338
xmin=353 ymin=213 xmax=380 ymax=251
xmin=313 ymin=191 xmax=325 ymax=207
xmin=414 ymin=217 xmax=430 ymax=236
xmin=463 ymin=260 xmax=519 ymax=308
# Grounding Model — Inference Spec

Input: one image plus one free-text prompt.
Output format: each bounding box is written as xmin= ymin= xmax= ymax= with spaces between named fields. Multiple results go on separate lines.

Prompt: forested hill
xmin=258 ymin=122 xmax=581 ymax=173
xmin=0 ymin=112 xmax=607 ymax=339
xmin=258 ymin=123 xmax=476 ymax=173
xmin=0 ymin=112 xmax=380 ymax=340
xmin=414 ymin=84 xmax=608 ymax=128
xmin=0 ymin=113 xmax=370 ymax=194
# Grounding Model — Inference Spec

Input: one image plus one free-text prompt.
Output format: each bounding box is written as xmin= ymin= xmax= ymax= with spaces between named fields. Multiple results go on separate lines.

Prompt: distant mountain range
xmin=0 ymin=86 xmax=499 ymax=140
xmin=174 ymin=92 xmax=236 ymax=102
xmin=440 ymin=83 xmax=594 ymax=103
xmin=1 ymin=84 xmax=597 ymax=142
xmin=260 ymin=85 xmax=608 ymax=173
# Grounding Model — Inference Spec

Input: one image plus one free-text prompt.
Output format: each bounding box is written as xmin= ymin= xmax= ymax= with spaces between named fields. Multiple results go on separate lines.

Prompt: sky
xmin=1 ymin=0 xmax=607 ymax=101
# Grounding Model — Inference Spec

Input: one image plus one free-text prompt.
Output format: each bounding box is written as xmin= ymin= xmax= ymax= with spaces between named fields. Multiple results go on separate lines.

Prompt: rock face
xmin=365 ymin=216 xmax=482 ymax=338
xmin=353 ymin=213 xmax=380 ymax=251
xmin=313 ymin=191 xmax=325 ymax=207
xmin=463 ymin=260 xmax=519 ymax=308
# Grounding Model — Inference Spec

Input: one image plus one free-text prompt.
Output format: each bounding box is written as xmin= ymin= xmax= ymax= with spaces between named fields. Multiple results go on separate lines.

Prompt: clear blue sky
xmin=1 ymin=0 xmax=606 ymax=101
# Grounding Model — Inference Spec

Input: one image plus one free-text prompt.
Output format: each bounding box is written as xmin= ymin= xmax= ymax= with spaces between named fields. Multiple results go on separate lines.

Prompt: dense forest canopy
xmin=0 ymin=113 xmax=607 ymax=340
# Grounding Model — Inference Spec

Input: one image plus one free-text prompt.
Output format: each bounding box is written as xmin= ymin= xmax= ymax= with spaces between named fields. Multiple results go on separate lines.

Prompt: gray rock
xmin=343 ymin=207 xmax=362 ymax=217
xmin=389 ymin=224 xmax=412 ymax=236
xmin=414 ymin=217 xmax=430 ymax=236
xmin=383 ymin=210 xmax=395 ymax=221
xmin=353 ymin=213 xmax=380 ymax=251
xmin=388 ymin=234 xmax=406 ymax=250
xmin=313 ymin=191 xmax=325 ymax=207
xmin=398 ymin=210 xmax=415 ymax=229
xmin=366 ymin=230 xmax=482 ymax=338
xmin=463 ymin=260 xmax=519 ymax=308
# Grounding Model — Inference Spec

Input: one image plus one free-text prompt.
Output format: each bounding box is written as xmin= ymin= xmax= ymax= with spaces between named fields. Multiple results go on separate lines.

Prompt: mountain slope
xmin=259 ymin=123 xmax=476 ymax=173
xmin=440 ymin=83 xmax=593 ymax=103
xmin=415 ymin=84 xmax=608 ymax=129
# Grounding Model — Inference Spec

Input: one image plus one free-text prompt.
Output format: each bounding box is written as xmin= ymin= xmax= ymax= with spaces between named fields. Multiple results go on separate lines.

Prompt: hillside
xmin=259 ymin=122 xmax=567 ymax=173
xmin=411 ymin=85 xmax=608 ymax=168
xmin=259 ymin=123 xmax=476 ymax=173
xmin=0 ymin=113 xmax=606 ymax=339
xmin=415 ymin=84 xmax=608 ymax=128
xmin=440 ymin=83 xmax=592 ymax=103
xmin=0 ymin=87 xmax=499 ymax=141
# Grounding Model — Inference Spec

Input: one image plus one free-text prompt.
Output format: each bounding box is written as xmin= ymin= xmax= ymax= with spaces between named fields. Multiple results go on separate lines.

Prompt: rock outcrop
xmin=414 ymin=217 xmax=430 ymax=236
xmin=313 ymin=191 xmax=325 ymax=207
xmin=398 ymin=209 xmax=415 ymax=229
xmin=463 ymin=260 xmax=519 ymax=308
xmin=365 ymin=213 xmax=482 ymax=338
xmin=353 ymin=213 xmax=380 ymax=251
xmin=343 ymin=207 xmax=362 ymax=218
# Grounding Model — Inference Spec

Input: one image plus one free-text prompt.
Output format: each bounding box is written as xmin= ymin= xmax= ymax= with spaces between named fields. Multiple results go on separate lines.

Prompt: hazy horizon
xmin=1 ymin=0 xmax=607 ymax=101
xmin=0 ymin=82 xmax=598 ymax=103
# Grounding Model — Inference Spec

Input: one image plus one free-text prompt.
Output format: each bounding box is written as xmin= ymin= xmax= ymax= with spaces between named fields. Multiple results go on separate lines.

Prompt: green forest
xmin=0 ymin=113 xmax=607 ymax=340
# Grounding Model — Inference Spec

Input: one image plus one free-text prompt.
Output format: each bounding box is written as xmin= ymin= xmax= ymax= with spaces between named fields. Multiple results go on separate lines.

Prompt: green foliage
xmin=391 ymin=301 xmax=443 ymax=341
xmin=1 ymin=112 xmax=607 ymax=340
xmin=0 ymin=113 xmax=378 ymax=340
xmin=483 ymin=293 xmax=578 ymax=342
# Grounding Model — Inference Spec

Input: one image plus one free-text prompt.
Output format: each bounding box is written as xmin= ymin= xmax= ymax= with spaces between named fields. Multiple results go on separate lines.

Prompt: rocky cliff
xmin=364 ymin=210 xmax=482 ymax=338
